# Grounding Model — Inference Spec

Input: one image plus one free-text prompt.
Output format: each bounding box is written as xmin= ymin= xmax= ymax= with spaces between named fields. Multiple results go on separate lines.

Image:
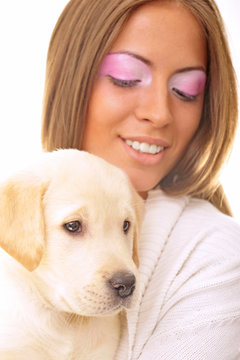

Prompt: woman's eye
xmin=99 ymin=53 xmax=152 ymax=88
xmin=172 ymin=87 xmax=196 ymax=102
xmin=64 ymin=221 xmax=82 ymax=234
xmin=169 ymin=70 xmax=206 ymax=102
xmin=107 ymin=75 xmax=141 ymax=88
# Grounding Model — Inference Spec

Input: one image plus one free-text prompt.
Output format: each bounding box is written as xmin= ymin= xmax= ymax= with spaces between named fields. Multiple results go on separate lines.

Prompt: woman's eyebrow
xmin=109 ymin=51 xmax=152 ymax=66
xmin=108 ymin=51 xmax=206 ymax=73
xmin=175 ymin=66 xmax=207 ymax=74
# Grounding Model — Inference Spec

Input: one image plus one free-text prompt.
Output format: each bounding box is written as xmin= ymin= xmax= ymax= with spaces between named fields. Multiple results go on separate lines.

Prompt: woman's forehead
xmin=109 ymin=1 xmax=207 ymax=73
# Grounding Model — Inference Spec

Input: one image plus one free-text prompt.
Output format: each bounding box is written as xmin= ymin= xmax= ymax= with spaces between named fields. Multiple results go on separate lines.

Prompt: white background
xmin=0 ymin=1 xmax=239 ymax=222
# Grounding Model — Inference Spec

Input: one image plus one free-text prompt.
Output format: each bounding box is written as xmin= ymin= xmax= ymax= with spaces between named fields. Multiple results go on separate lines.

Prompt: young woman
xmin=42 ymin=0 xmax=240 ymax=358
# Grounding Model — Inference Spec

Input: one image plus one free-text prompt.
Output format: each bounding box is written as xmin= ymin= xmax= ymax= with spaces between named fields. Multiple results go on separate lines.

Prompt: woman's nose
xmin=135 ymin=82 xmax=172 ymax=127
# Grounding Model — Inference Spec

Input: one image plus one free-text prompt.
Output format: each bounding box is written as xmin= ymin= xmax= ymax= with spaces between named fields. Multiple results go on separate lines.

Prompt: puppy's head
xmin=0 ymin=150 xmax=144 ymax=315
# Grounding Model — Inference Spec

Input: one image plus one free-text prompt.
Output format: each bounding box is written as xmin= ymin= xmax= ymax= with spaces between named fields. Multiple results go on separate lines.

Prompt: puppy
xmin=0 ymin=149 xmax=143 ymax=360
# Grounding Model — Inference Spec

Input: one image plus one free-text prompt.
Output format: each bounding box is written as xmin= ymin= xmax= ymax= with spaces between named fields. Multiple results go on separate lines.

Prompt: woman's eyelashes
xmin=99 ymin=53 xmax=152 ymax=88
xmin=106 ymin=76 xmax=141 ymax=88
xmin=171 ymin=88 xmax=196 ymax=101
xmin=169 ymin=70 xmax=207 ymax=102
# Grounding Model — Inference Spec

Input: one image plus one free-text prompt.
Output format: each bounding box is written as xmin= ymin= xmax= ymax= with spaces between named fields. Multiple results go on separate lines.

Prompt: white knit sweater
xmin=116 ymin=190 xmax=240 ymax=360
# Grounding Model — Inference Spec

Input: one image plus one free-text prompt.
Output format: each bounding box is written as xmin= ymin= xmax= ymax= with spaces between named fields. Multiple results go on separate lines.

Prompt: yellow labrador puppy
xmin=0 ymin=150 xmax=143 ymax=360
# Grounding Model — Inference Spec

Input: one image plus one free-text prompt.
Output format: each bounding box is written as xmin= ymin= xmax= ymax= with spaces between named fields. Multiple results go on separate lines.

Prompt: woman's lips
xmin=120 ymin=136 xmax=168 ymax=165
xmin=122 ymin=135 xmax=169 ymax=147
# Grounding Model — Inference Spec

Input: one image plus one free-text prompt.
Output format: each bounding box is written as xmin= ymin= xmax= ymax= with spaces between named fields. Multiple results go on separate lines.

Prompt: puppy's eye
xmin=123 ymin=220 xmax=131 ymax=234
xmin=64 ymin=221 xmax=82 ymax=234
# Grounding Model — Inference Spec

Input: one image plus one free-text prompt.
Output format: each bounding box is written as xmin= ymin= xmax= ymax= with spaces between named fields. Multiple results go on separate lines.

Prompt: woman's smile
xmin=82 ymin=1 xmax=207 ymax=197
xmin=124 ymin=139 xmax=164 ymax=155
xmin=120 ymin=136 xmax=168 ymax=164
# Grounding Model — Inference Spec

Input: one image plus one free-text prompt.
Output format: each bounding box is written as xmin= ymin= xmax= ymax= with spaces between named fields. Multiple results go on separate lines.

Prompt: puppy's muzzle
xmin=108 ymin=272 xmax=136 ymax=298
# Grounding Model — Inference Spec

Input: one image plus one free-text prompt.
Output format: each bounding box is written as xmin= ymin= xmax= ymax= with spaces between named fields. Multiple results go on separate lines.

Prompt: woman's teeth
xmin=125 ymin=140 xmax=164 ymax=154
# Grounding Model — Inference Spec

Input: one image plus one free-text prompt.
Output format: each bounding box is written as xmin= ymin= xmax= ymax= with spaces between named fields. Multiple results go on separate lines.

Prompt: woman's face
xmin=82 ymin=1 xmax=207 ymax=198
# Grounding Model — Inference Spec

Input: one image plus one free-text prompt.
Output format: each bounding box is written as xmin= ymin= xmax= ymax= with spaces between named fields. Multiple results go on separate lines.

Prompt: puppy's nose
xmin=109 ymin=272 xmax=136 ymax=298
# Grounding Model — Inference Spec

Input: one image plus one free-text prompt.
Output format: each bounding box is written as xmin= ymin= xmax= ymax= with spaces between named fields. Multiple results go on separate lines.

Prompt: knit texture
xmin=116 ymin=190 xmax=240 ymax=360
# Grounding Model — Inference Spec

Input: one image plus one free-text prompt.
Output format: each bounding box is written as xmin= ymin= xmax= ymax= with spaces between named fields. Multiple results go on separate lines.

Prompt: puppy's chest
xmin=35 ymin=314 xmax=120 ymax=360
xmin=31 ymin=319 xmax=86 ymax=360
xmin=46 ymin=325 xmax=82 ymax=360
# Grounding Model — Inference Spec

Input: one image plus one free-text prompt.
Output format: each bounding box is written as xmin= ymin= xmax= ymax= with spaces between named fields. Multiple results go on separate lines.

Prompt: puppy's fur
xmin=0 ymin=150 xmax=143 ymax=360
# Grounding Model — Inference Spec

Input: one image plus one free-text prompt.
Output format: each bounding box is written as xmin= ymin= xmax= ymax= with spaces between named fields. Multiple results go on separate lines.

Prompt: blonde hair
xmin=41 ymin=0 xmax=238 ymax=216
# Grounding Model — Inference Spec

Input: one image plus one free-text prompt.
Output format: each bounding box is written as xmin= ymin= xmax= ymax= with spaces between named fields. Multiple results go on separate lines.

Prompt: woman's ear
xmin=0 ymin=174 xmax=48 ymax=271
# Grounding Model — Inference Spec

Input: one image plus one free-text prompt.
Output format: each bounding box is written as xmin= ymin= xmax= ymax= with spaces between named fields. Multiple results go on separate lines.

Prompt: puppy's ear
xmin=132 ymin=192 xmax=145 ymax=268
xmin=132 ymin=232 xmax=139 ymax=268
xmin=0 ymin=174 xmax=47 ymax=271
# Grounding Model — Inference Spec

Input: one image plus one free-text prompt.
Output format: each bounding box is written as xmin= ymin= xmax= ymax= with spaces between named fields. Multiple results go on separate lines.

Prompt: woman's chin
xmin=127 ymin=174 xmax=161 ymax=199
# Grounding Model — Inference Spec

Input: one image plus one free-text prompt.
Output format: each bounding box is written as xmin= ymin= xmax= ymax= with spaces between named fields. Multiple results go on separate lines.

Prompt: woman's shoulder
xmin=183 ymin=195 xmax=240 ymax=250
xmin=145 ymin=189 xmax=240 ymax=251
xmin=141 ymin=189 xmax=240 ymax=289
xmin=141 ymin=189 xmax=240 ymax=300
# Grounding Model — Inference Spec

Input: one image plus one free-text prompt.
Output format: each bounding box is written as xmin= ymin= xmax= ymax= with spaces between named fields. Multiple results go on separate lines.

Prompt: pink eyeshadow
xmin=99 ymin=53 xmax=152 ymax=85
xmin=169 ymin=70 xmax=206 ymax=96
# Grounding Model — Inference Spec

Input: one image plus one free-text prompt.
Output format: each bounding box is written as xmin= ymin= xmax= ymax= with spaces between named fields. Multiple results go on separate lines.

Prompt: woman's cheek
xmin=98 ymin=79 xmax=139 ymax=113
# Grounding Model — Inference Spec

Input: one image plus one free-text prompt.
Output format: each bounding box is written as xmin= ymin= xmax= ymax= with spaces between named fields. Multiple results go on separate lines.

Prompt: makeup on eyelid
xmin=169 ymin=70 xmax=206 ymax=98
xmin=99 ymin=53 xmax=206 ymax=100
xmin=99 ymin=53 xmax=152 ymax=86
